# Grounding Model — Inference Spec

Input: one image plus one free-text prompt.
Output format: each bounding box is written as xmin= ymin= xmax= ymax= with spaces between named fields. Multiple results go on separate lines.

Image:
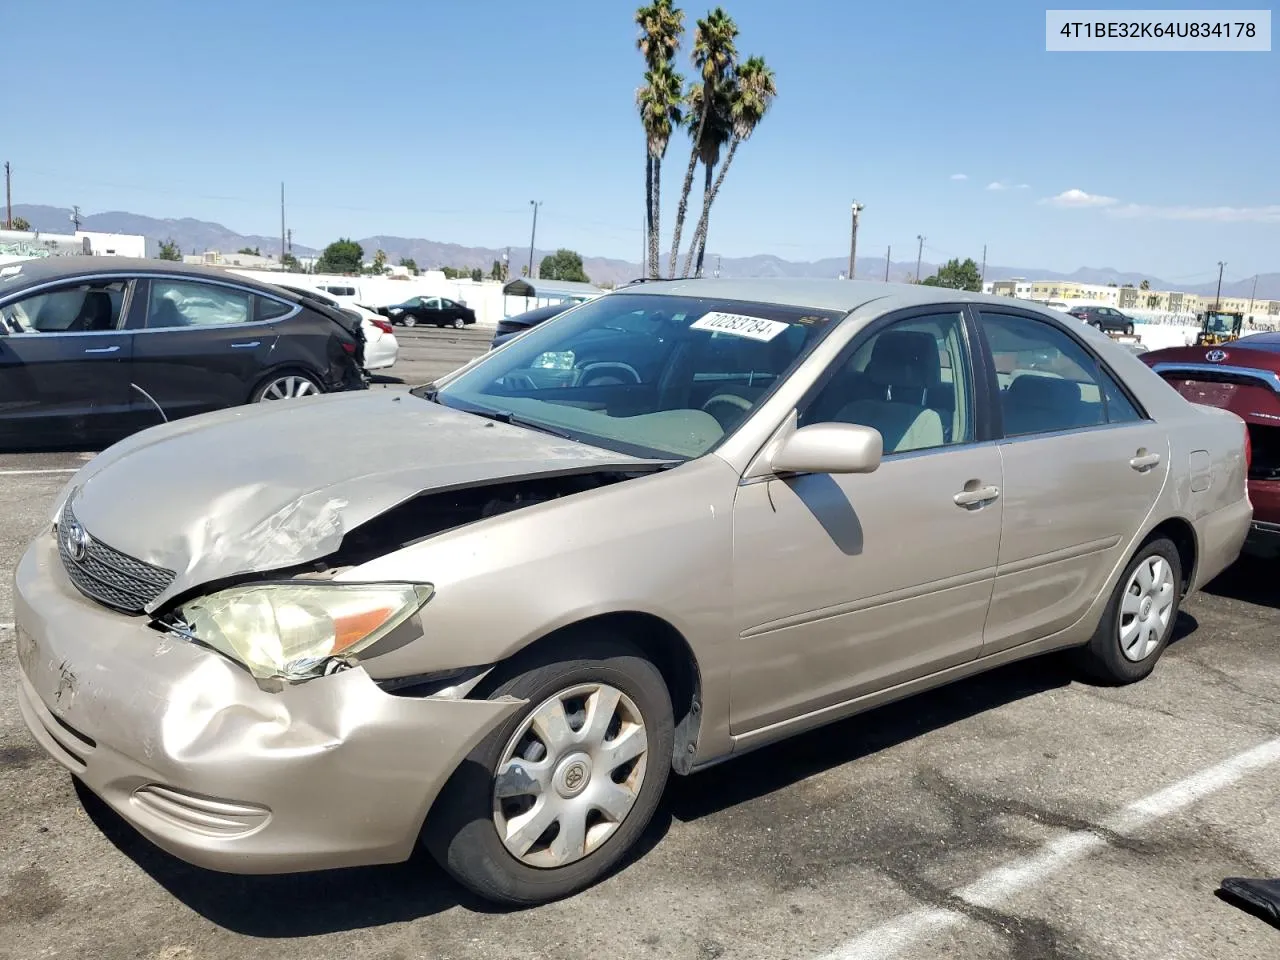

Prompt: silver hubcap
xmin=1119 ymin=555 xmax=1175 ymax=662
xmin=259 ymin=376 xmax=319 ymax=401
xmin=493 ymin=682 xmax=648 ymax=869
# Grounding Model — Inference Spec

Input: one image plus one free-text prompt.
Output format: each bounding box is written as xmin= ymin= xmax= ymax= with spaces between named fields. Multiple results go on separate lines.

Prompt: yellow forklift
xmin=1194 ymin=309 xmax=1244 ymax=347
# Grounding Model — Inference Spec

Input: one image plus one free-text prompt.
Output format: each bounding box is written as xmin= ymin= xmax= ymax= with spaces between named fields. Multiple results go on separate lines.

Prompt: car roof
xmin=617 ymin=277 xmax=1070 ymax=320
xmin=0 ymin=256 xmax=307 ymax=301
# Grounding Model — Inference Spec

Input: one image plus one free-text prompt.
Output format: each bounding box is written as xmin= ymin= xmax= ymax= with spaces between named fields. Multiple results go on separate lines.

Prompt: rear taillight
xmin=372 ymin=319 xmax=393 ymax=334
xmin=1244 ymin=427 xmax=1252 ymax=475
xmin=341 ymin=342 xmax=356 ymax=355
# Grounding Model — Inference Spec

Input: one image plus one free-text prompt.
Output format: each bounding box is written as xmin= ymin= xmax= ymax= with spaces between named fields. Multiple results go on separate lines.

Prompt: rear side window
xmin=254 ymin=296 xmax=294 ymax=322
xmin=146 ymin=280 xmax=251 ymax=328
xmin=981 ymin=313 xmax=1144 ymax=436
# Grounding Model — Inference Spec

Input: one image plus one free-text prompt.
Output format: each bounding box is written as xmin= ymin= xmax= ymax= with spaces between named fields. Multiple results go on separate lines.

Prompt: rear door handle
xmin=83 ymin=345 xmax=120 ymax=354
xmin=229 ymin=340 xmax=261 ymax=349
xmin=1130 ymin=452 xmax=1161 ymax=471
xmin=953 ymin=484 xmax=1001 ymax=507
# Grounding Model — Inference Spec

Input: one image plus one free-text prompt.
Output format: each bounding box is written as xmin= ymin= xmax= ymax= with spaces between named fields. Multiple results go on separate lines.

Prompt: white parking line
xmin=817 ymin=736 xmax=1280 ymax=960
xmin=0 ymin=468 xmax=79 ymax=476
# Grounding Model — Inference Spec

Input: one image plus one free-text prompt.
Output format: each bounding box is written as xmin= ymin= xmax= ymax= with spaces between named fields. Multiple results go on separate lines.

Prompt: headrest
xmin=866 ymin=330 xmax=942 ymax=390
xmin=1007 ymin=373 xmax=1081 ymax=408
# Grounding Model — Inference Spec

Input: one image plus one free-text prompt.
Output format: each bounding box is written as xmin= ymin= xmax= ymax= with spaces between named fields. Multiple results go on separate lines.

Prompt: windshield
xmin=1205 ymin=313 xmax=1235 ymax=333
xmin=435 ymin=292 xmax=845 ymax=459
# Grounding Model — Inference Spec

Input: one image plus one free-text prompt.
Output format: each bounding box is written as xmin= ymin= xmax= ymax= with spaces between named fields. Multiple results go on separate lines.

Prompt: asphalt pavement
xmin=1 ymin=328 xmax=1277 ymax=959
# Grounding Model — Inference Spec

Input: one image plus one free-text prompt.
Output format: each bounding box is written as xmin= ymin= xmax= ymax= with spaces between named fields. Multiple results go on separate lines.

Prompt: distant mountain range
xmin=12 ymin=203 xmax=1279 ymax=300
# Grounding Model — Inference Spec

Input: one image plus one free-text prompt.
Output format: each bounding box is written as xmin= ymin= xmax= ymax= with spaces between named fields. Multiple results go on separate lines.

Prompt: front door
xmin=729 ymin=307 xmax=1003 ymax=735
xmin=976 ymin=309 xmax=1170 ymax=654
xmin=0 ymin=278 xmax=135 ymax=447
xmin=129 ymin=277 xmax=283 ymax=422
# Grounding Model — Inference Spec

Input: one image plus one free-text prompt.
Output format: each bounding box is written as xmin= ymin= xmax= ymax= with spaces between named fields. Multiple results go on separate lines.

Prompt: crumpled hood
xmin=56 ymin=392 xmax=658 ymax=611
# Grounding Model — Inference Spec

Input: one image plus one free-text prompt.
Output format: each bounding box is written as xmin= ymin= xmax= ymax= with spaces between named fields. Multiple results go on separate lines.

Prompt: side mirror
xmin=770 ymin=422 xmax=883 ymax=476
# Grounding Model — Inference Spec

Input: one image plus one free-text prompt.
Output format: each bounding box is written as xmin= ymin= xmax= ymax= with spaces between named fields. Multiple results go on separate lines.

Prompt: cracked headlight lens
xmin=177 ymin=582 xmax=433 ymax=681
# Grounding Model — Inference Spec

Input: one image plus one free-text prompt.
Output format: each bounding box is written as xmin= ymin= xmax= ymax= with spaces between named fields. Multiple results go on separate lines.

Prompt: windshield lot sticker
xmin=690 ymin=311 xmax=789 ymax=342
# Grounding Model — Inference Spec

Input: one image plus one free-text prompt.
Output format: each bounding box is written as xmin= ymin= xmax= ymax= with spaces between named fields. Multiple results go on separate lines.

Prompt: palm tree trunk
xmin=649 ymin=153 xmax=663 ymax=278
xmin=644 ymin=153 xmax=655 ymax=278
xmin=668 ymin=101 xmax=709 ymax=277
xmin=683 ymin=158 xmax=717 ymax=278
xmin=689 ymin=136 xmax=739 ymax=279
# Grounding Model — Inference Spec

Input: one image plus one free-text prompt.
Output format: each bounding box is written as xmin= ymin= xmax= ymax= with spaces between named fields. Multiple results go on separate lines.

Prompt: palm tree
xmin=687 ymin=55 xmax=777 ymax=277
xmin=637 ymin=61 xmax=684 ymax=278
xmin=680 ymin=78 xmax=735 ymax=278
xmin=669 ymin=7 xmax=737 ymax=277
xmin=635 ymin=1 xmax=684 ymax=278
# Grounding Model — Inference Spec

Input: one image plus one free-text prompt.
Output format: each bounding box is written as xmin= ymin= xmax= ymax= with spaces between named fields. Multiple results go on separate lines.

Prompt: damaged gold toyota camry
xmin=15 ymin=278 xmax=1252 ymax=905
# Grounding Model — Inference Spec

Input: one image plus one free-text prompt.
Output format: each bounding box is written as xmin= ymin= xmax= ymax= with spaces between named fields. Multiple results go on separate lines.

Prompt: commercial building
xmin=0 ymin=227 xmax=146 ymax=266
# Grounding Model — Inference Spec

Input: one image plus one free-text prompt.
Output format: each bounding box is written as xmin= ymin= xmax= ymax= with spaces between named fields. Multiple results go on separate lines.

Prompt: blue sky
xmin=7 ymin=1 xmax=1276 ymax=280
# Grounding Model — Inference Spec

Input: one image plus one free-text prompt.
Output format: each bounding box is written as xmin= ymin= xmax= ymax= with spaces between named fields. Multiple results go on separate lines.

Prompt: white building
xmin=77 ymin=230 xmax=146 ymax=258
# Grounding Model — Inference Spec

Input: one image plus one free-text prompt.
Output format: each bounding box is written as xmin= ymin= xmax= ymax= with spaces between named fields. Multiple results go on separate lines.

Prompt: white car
xmin=274 ymin=284 xmax=399 ymax=372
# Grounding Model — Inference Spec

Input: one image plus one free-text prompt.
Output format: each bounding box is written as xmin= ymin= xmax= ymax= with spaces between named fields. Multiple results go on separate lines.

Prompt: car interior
xmin=0 ymin=283 xmax=126 ymax=334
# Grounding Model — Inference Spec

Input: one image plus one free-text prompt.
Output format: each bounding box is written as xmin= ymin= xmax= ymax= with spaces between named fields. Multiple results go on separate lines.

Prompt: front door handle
xmin=229 ymin=340 xmax=261 ymax=349
xmin=1130 ymin=451 xmax=1161 ymax=471
xmin=953 ymin=484 xmax=1001 ymax=507
xmin=83 ymin=345 xmax=120 ymax=354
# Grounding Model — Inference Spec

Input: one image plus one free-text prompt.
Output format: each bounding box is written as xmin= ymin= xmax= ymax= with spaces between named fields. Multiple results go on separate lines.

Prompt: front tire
xmin=1077 ymin=536 xmax=1182 ymax=685
xmin=401 ymin=315 xmax=417 ymax=328
xmin=423 ymin=634 xmax=674 ymax=906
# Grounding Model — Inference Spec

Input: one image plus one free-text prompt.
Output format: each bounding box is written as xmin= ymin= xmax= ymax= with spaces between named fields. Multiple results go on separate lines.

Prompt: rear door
xmin=0 ymin=278 xmax=135 ymax=446
xmin=129 ymin=277 xmax=289 ymax=422
xmin=975 ymin=308 xmax=1170 ymax=654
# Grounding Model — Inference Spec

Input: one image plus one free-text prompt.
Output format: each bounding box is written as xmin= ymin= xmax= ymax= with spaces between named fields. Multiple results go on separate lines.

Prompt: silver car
xmin=14 ymin=279 xmax=1251 ymax=905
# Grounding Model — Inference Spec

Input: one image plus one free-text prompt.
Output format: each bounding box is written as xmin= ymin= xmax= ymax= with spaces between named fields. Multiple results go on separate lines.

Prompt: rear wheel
xmin=423 ymin=634 xmax=673 ymax=906
xmin=1077 ymin=536 xmax=1182 ymax=685
xmin=251 ymin=371 xmax=322 ymax=402
xmin=453 ymin=317 xmax=465 ymax=329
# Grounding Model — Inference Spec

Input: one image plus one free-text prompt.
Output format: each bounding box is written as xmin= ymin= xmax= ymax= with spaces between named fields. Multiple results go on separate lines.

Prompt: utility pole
xmin=70 ymin=205 xmax=82 ymax=231
xmin=3 ymin=161 xmax=10 ymax=230
xmin=280 ymin=182 xmax=286 ymax=266
xmin=1214 ymin=261 xmax=1226 ymax=310
xmin=1247 ymin=274 xmax=1258 ymax=319
xmin=980 ymin=244 xmax=987 ymax=283
xmin=714 ymin=254 xmax=721 ymax=278
xmin=847 ymin=200 xmax=863 ymax=280
xmin=884 ymin=245 xmax=891 ymax=281
xmin=286 ymin=228 xmax=292 ymax=253
xmin=503 ymin=247 xmax=510 ymax=281
xmin=641 ymin=215 xmax=646 ymax=278
xmin=915 ymin=235 xmax=925 ymax=283
xmin=527 ymin=201 xmax=541 ymax=280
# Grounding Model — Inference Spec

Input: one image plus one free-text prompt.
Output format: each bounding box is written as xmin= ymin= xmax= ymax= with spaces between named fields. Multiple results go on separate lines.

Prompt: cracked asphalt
xmin=1 ymin=327 xmax=1277 ymax=959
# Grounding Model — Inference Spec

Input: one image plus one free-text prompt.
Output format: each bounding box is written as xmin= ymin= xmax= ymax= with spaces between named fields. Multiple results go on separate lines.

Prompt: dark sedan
xmin=489 ymin=302 xmax=574 ymax=349
xmin=377 ymin=295 xmax=476 ymax=329
xmin=0 ymin=257 xmax=367 ymax=449
xmin=1067 ymin=305 xmax=1136 ymax=336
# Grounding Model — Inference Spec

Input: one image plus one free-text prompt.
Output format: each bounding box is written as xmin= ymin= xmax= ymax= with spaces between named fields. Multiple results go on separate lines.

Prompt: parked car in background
xmin=490 ymin=302 xmax=575 ymax=349
xmin=1141 ymin=332 xmax=1280 ymax=558
xmin=274 ymin=283 xmax=399 ymax=371
xmin=0 ymin=257 xmax=366 ymax=448
xmin=377 ymin=295 xmax=476 ymax=329
xmin=14 ymin=280 xmax=1250 ymax=910
xmin=1068 ymin=305 xmax=1137 ymax=336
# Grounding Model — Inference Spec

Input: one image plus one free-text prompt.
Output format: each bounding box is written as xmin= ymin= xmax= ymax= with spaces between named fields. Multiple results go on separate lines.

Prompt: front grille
xmin=57 ymin=500 xmax=176 ymax=613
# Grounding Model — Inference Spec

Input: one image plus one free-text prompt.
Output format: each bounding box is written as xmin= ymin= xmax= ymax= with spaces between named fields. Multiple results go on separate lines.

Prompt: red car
xmin=1141 ymin=333 xmax=1280 ymax=558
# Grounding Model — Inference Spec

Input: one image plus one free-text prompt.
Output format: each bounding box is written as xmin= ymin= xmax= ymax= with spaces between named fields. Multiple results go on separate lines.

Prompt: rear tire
xmin=1076 ymin=536 xmax=1182 ymax=685
xmin=453 ymin=317 xmax=465 ymax=329
xmin=423 ymin=633 xmax=674 ymax=906
xmin=251 ymin=370 xmax=322 ymax=402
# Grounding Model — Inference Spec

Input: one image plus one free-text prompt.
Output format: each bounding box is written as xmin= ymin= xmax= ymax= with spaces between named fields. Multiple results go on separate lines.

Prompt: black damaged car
xmin=0 ymin=257 xmax=367 ymax=449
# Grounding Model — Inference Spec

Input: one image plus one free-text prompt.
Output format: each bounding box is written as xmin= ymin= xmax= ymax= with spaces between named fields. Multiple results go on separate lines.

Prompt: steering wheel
xmin=701 ymin=393 xmax=753 ymax=429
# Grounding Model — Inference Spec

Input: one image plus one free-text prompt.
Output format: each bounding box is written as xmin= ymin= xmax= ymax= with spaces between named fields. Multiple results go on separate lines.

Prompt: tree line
xmin=637 ymin=2 xmax=777 ymax=279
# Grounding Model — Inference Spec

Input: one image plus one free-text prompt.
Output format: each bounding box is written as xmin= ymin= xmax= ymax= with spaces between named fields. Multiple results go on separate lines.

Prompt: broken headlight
xmin=176 ymin=582 xmax=433 ymax=681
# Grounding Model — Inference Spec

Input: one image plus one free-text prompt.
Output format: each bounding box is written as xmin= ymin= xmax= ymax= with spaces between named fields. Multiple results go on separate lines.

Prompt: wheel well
xmin=1143 ymin=517 xmax=1197 ymax=591
xmin=519 ymin=612 xmax=703 ymax=774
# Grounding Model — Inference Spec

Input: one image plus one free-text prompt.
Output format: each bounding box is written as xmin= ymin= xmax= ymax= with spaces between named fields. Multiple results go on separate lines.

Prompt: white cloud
xmin=986 ymin=181 xmax=1007 ymax=191
xmin=1015 ymin=183 xmax=1031 ymax=190
xmin=1041 ymin=188 xmax=1119 ymax=208
xmin=1106 ymin=203 xmax=1280 ymax=223
xmin=949 ymin=173 xmax=968 ymax=181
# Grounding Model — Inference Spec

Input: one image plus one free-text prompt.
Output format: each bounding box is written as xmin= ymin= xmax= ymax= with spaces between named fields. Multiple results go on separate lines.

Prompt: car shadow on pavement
xmin=72 ymin=778 xmax=502 ymax=936
xmin=1202 ymin=557 xmax=1278 ymax=610
xmin=665 ymin=610 xmax=1200 ymax=824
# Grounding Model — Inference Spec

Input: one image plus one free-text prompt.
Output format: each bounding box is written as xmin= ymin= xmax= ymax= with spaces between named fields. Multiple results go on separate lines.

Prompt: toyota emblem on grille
xmin=63 ymin=519 xmax=90 ymax=562
xmin=1205 ymin=349 xmax=1228 ymax=362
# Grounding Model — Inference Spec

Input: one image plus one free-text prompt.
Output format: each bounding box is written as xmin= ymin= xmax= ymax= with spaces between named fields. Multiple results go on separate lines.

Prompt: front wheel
xmin=401 ymin=315 xmax=417 ymax=328
xmin=423 ymin=634 xmax=674 ymax=906
xmin=1076 ymin=536 xmax=1182 ymax=685
xmin=1125 ymin=324 xmax=1135 ymax=336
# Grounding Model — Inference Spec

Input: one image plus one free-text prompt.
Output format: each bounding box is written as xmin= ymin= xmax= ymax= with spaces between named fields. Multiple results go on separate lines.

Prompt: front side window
xmin=0 ymin=281 xmax=128 ymax=334
xmin=800 ymin=310 xmax=974 ymax=454
xmin=435 ymin=293 xmax=845 ymax=459
xmin=146 ymin=280 xmax=252 ymax=328
xmin=981 ymin=312 xmax=1143 ymax=436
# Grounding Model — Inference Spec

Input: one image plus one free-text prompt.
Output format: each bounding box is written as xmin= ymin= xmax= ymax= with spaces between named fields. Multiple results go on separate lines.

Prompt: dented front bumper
xmin=13 ymin=531 xmax=522 ymax=874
